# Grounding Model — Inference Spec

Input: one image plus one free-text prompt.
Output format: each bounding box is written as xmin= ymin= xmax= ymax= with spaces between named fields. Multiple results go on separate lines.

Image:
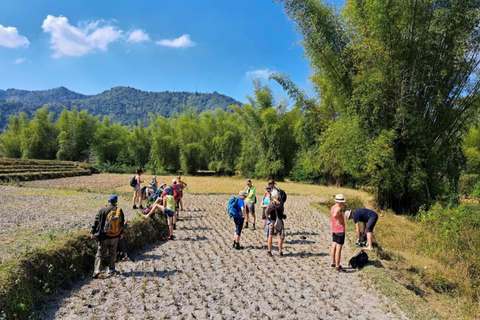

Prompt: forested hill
xmin=0 ymin=86 xmax=242 ymax=129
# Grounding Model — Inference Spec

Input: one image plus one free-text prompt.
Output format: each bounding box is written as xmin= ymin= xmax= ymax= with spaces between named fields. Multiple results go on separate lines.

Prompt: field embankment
xmin=0 ymin=158 xmax=97 ymax=183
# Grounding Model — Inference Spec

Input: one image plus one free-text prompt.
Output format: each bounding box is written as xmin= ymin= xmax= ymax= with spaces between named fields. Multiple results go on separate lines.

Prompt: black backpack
xmin=278 ymin=189 xmax=287 ymax=203
xmin=349 ymin=250 xmax=369 ymax=269
xmin=129 ymin=176 xmax=137 ymax=187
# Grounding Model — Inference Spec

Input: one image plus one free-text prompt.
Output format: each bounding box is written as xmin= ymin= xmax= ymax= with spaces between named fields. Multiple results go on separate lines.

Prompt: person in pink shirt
xmin=331 ymin=194 xmax=347 ymax=272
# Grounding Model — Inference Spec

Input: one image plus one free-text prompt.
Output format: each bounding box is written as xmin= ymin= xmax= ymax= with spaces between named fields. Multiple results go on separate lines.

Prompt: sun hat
xmin=108 ymin=194 xmax=118 ymax=203
xmin=246 ymin=179 xmax=252 ymax=184
xmin=335 ymin=194 xmax=346 ymax=203
xmin=239 ymin=191 xmax=248 ymax=197
xmin=172 ymin=178 xmax=177 ymax=183
xmin=160 ymin=182 xmax=167 ymax=187
xmin=153 ymin=175 xmax=156 ymax=178
xmin=345 ymin=210 xmax=353 ymax=220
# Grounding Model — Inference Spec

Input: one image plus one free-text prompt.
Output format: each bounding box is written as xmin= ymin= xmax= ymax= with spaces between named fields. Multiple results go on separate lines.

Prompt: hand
xmin=119 ymin=234 xmax=124 ymax=239
xmin=90 ymin=234 xmax=94 ymax=239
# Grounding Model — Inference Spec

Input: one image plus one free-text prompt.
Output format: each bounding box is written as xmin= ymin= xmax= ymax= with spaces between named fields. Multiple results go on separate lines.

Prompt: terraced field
xmin=0 ymin=158 xmax=96 ymax=182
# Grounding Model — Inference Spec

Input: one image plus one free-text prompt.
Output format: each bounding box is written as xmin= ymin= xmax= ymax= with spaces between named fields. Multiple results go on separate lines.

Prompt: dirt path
xmin=41 ymin=195 xmax=408 ymax=320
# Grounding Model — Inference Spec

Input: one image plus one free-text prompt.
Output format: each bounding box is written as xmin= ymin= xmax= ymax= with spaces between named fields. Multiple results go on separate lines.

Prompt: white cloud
xmin=127 ymin=29 xmax=149 ymax=43
xmin=41 ymin=15 xmax=123 ymax=58
xmin=14 ymin=58 xmax=27 ymax=64
xmin=246 ymin=69 xmax=272 ymax=79
xmin=0 ymin=24 xmax=29 ymax=48
xmin=156 ymin=34 xmax=195 ymax=48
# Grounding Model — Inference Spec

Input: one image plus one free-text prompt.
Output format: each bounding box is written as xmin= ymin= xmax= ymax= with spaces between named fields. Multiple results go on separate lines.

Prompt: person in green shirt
xmin=244 ymin=179 xmax=257 ymax=230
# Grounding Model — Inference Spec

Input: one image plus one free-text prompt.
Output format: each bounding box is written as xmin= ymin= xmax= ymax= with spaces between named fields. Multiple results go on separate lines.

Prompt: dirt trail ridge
xmin=41 ymin=195 xmax=408 ymax=320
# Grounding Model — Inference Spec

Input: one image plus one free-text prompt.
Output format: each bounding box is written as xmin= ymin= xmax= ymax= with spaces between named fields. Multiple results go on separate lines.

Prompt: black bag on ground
xmin=349 ymin=250 xmax=369 ymax=269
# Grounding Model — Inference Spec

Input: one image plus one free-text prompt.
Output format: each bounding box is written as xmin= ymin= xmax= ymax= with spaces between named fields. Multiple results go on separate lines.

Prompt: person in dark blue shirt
xmin=345 ymin=208 xmax=378 ymax=250
xmin=232 ymin=191 xmax=247 ymax=250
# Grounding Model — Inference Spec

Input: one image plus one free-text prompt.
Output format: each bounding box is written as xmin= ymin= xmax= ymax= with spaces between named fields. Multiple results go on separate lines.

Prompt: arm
xmin=355 ymin=223 xmax=360 ymax=242
xmin=332 ymin=206 xmax=343 ymax=226
xmin=90 ymin=210 xmax=101 ymax=239
xmin=119 ymin=209 xmax=125 ymax=239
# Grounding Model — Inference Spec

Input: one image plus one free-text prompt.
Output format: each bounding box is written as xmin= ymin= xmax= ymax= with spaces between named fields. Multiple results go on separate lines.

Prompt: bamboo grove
xmin=2 ymin=0 xmax=480 ymax=214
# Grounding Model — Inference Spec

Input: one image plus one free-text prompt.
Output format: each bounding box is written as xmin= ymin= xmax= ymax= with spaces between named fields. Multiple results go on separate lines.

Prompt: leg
xmin=167 ymin=216 xmax=173 ymax=236
xmin=180 ymin=197 xmax=184 ymax=211
xmin=278 ymin=233 xmax=283 ymax=254
xmin=132 ymin=190 xmax=136 ymax=206
xmin=334 ymin=243 xmax=343 ymax=268
xmin=330 ymin=242 xmax=337 ymax=266
xmin=366 ymin=232 xmax=374 ymax=250
xmin=137 ymin=190 xmax=142 ymax=206
xmin=108 ymin=238 xmax=119 ymax=271
xmin=94 ymin=239 xmax=107 ymax=272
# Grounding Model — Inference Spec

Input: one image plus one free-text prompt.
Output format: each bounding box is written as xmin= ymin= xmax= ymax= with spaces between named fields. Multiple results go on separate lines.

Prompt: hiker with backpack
xmin=331 ymin=194 xmax=347 ymax=272
xmin=244 ymin=179 xmax=256 ymax=230
xmin=171 ymin=179 xmax=182 ymax=227
xmin=177 ymin=175 xmax=187 ymax=211
xmin=131 ymin=168 xmax=144 ymax=210
xmin=142 ymin=191 xmax=176 ymax=240
xmin=265 ymin=180 xmax=286 ymax=257
xmin=345 ymin=208 xmax=378 ymax=250
xmin=90 ymin=194 xmax=125 ymax=278
xmin=261 ymin=185 xmax=272 ymax=242
xmin=228 ymin=191 xmax=248 ymax=250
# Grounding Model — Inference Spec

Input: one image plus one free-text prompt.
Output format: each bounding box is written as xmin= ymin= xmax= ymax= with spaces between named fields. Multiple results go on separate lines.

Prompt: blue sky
xmin=0 ymin=0 xmax=320 ymax=103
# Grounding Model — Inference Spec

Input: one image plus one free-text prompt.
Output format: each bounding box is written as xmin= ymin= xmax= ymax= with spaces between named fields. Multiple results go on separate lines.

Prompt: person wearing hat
xmin=265 ymin=180 xmax=286 ymax=257
xmin=90 ymin=195 xmax=125 ymax=278
xmin=177 ymin=175 xmax=188 ymax=211
xmin=345 ymin=208 xmax=378 ymax=250
xmin=232 ymin=191 xmax=248 ymax=250
xmin=171 ymin=178 xmax=181 ymax=228
xmin=268 ymin=179 xmax=279 ymax=197
xmin=244 ymin=179 xmax=257 ymax=229
xmin=331 ymin=194 xmax=347 ymax=272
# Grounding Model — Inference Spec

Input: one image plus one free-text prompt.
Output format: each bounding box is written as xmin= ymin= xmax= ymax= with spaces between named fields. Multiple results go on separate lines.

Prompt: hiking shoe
xmin=173 ymin=224 xmax=176 ymax=230
xmin=139 ymin=205 xmax=144 ymax=210
xmin=170 ymin=235 xmax=175 ymax=240
xmin=124 ymin=255 xmax=135 ymax=262
xmin=280 ymin=251 xmax=284 ymax=257
xmin=245 ymin=222 xmax=249 ymax=229
xmin=133 ymin=205 xmax=138 ymax=210
xmin=235 ymin=243 xmax=244 ymax=250
xmin=108 ymin=269 xmax=120 ymax=275
xmin=252 ymin=224 xmax=256 ymax=230
xmin=335 ymin=266 xmax=347 ymax=273
xmin=93 ymin=270 xmax=102 ymax=278
xmin=233 ymin=241 xmax=237 ymax=248
xmin=267 ymin=251 xmax=272 ymax=257
xmin=330 ymin=264 xmax=335 ymax=268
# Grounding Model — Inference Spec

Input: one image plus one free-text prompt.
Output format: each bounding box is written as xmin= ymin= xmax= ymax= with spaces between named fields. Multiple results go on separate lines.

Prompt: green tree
xmin=93 ymin=117 xmax=129 ymax=164
xmin=0 ymin=113 xmax=29 ymax=158
xmin=56 ymin=108 xmax=98 ymax=161
xmin=128 ymin=121 xmax=151 ymax=168
xmin=20 ymin=107 xmax=59 ymax=159
xmin=279 ymin=0 xmax=480 ymax=212
xmin=148 ymin=114 xmax=180 ymax=173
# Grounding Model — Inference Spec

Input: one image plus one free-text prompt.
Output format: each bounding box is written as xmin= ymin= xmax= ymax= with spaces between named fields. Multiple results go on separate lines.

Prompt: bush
xmin=458 ymin=174 xmax=480 ymax=197
xmin=418 ymin=204 xmax=480 ymax=297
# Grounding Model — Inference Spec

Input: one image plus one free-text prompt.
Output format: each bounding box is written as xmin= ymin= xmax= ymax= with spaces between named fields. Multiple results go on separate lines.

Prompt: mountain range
xmin=0 ymin=86 xmax=243 ymax=129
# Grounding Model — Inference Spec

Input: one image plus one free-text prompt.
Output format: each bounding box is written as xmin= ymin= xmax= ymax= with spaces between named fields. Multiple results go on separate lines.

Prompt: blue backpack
xmin=227 ymin=196 xmax=241 ymax=218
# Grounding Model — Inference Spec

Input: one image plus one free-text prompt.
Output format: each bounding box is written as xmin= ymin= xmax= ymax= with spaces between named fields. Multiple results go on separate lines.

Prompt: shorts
xmin=246 ymin=202 xmax=255 ymax=214
xmin=366 ymin=215 xmax=378 ymax=233
xmin=133 ymin=185 xmax=140 ymax=191
xmin=268 ymin=218 xmax=284 ymax=235
xmin=234 ymin=217 xmax=244 ymax=236
xmin=332 ymin=232 xmax=345 ymax=245
xmin=165 ymin=208 xmax=175 ymax=217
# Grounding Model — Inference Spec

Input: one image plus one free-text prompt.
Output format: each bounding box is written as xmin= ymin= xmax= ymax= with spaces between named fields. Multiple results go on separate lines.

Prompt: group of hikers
xmin=90 ymin=174 xmax=379 ymax=277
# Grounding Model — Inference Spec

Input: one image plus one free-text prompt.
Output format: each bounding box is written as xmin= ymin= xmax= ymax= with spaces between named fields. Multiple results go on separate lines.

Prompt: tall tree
xmin=279 ymin=0 xmax=480 ymax=212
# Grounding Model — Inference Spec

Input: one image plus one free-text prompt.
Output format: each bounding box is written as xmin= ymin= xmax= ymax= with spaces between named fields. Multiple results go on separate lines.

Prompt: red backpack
xmin=172 ymin=184 xmax=181 ymax=200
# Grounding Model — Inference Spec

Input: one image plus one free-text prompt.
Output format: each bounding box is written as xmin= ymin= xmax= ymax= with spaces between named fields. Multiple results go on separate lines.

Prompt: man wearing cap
xmin=346 ymin=208 xmax=378 ymax=250
xmin=232 ymin=191 xmax=248 ymax=250
xmin=90 ymin=195 xmax=125 ymax=278
xmin=244 ymin=179 xmax=257 ymax=230
xmin=331 ymin=194 xmax=347 ymax=272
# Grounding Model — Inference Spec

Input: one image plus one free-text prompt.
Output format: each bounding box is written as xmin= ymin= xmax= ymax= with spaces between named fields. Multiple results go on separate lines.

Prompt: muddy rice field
xmin=2 ymin=175 xmax=408 ymax=319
